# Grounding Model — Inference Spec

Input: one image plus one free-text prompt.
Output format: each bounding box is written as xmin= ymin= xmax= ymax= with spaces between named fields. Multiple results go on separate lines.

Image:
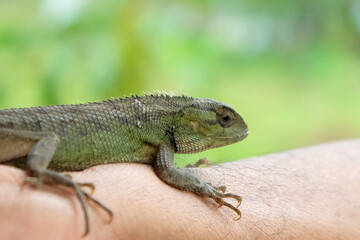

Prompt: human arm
xmin=1 ymin=139 xmax=359 ymax=240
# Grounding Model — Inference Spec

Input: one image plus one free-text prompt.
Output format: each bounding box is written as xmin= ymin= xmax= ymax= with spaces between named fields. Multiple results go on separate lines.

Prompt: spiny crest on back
xmin=101 ymin=91 xmax=194 ymax=105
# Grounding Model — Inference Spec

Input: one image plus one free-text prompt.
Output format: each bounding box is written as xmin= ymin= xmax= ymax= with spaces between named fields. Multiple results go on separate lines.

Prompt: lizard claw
xmin=217 ymin=192 xmax=242 ymax=208
xmin=63 ymin=173 xmax=73 ymax=179
xmin=78 ymin=182 xmax=96 ymax=194
xmin=207 ymin=184 xmax=242 ymax=219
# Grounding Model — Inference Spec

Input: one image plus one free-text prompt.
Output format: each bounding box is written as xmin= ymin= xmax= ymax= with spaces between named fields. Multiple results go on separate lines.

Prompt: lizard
xmin=0 ymin=94 xmax=249 ymax=236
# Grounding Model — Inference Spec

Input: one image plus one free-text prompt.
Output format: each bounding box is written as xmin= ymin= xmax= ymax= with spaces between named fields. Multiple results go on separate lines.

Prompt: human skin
xmin=0 ymin=139 xmax=359 ymax=240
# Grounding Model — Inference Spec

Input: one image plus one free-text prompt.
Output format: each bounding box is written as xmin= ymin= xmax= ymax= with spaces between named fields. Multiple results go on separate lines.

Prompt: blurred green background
xmin=1 ymin=0 xmax=359 ymax=166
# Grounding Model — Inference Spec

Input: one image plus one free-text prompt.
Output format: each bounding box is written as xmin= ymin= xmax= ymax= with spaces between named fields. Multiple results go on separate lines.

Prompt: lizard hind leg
xmin=19 ymin=131 xmax=92 ymax=236
xmin=14 ymin=131 xmax=111 ymax=236
xmin=26 ymin=170 xmax=113 ymax=234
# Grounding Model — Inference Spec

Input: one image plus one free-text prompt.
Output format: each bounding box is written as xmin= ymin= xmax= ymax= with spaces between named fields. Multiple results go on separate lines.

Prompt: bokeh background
xmin=1 ymin=0 xmax=359 ymax=166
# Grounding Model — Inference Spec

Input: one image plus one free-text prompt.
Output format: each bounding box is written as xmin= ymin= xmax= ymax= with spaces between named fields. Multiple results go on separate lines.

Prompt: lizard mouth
xmin=212 ymin=130 xmax=248 ymax=147
xmin=242 ymin=130 xmax=249 ymax=139
xmin=217 ymin=129 xmax=248 ymax=141
xmin=237 ymin=130 xmax=249 ymax=142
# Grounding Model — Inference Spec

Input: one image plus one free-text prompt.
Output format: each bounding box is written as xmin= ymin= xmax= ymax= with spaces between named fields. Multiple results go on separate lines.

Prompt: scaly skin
xmin=0 ymin=94 xmax=248 ymax=236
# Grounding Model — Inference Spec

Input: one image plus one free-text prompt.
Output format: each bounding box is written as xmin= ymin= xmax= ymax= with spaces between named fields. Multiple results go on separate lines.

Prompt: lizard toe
xmin=213 ymin=185 xmax=226 ymax=193
xmin=205 ymin=184 xmax=242 ymax=219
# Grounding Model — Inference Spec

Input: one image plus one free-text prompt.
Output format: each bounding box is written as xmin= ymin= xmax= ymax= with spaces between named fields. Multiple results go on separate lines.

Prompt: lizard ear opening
xmin=189 ymin=121 xmax=200 ymax=133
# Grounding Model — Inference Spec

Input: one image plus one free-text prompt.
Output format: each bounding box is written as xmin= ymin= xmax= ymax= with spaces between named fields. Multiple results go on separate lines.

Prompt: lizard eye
xmin=216 ymin=107 xmax=235 ymax=128
xmin=221 ymin=115 xmax=230 ymax=122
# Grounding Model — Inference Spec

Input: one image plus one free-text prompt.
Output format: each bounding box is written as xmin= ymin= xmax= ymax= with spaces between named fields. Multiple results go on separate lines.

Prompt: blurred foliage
xmin=0 ymin=0 xmax=359 ymax=166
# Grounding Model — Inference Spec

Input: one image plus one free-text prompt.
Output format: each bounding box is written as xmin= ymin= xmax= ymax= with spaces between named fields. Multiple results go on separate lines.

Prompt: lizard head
xmin=173 ymin=98 xmax=248 ymax=154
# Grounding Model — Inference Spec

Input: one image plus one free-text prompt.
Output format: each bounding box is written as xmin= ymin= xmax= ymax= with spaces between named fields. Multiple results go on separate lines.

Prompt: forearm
xmin=1 ymin=140 xmax=359 ymax=240
xmin=197 ymin=139 xmax=360 ymax=239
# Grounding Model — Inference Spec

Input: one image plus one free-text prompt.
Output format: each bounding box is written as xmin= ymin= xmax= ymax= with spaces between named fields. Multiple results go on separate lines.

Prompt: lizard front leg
xmin=0 ymin=128 xmax=112 ymax=236
xmin=154 ymin=144 xmax=242 ymax=219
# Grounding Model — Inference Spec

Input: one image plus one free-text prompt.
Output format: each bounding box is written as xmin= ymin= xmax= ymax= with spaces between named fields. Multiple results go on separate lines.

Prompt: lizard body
xmin=0 ymin=94 xmax=248 ymax=236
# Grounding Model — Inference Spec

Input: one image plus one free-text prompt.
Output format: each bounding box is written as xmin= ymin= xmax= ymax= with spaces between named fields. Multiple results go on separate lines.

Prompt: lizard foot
xmin=186 ymin=158 xmax=212 ymax=168
xmin=200 ymin=182 xmax=242 ymax=220
xmin=22 ymin=170 xmax=113 ymax=236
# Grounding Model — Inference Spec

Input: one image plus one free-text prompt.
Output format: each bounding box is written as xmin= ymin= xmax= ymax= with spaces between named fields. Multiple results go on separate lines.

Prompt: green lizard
xmin=0 ymin=94 xmax=248 ymax=236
